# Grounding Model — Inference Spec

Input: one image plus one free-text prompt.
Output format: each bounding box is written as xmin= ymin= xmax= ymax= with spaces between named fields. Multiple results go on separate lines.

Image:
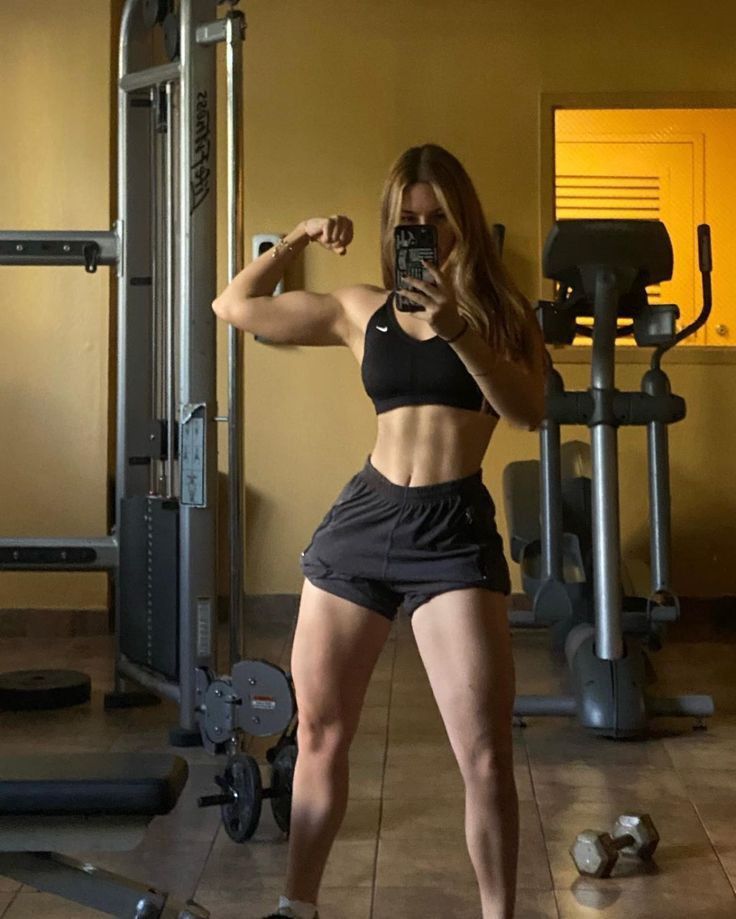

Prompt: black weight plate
xmin=221 ymin=753 xmax=262 ymax=843
xmin=0 ymin=670 xmax=91 ymax=711
xmin=163 ymin=12 xmax=180 ymax=61
xmin=142 ymin=0 xmax=168 ymax=28
xmin=270 ymin=742 xmax=297 ymax=834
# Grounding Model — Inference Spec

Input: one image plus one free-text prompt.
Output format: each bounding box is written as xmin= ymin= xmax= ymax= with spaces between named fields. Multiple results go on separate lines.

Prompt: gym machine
xmin=505 ymin=219 xmax=715 ymax=739
xmin=1 ymin=0 xmax=298 ymax=859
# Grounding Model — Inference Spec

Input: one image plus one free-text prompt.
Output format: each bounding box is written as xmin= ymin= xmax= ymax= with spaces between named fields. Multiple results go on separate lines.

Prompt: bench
xmin=0 ymin=752 xmax=209 ymax=918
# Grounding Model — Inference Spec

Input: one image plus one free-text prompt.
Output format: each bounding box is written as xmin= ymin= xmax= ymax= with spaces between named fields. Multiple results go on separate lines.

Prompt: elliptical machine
xmin=505 ymin=219 xmax=715 ymax=739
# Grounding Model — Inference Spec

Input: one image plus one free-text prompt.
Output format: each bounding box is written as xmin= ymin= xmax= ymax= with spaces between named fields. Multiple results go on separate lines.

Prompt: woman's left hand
xmin=402 ymin=261 xmax=465 ymax=340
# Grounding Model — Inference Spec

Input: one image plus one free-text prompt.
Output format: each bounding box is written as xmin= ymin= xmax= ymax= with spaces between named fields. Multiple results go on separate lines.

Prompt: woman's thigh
xmin=410 ymin=588 xmax=516 ymax=779
xmin=291 ymin=578 xmax=393 ymax=750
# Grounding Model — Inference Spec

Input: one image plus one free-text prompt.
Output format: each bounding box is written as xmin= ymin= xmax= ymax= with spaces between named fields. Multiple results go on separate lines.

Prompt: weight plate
xmin=163 ymin=12 xmax=180 ymax=61
xmin=0 ymin=669 xmax=91 ymax=711
xmin=270 ymin=741 xmax=297 ymax=834
xmin=231 ymin=659 xmax=296 ymax=738
xmin=221 ymin=753 xmax=262 ymax=843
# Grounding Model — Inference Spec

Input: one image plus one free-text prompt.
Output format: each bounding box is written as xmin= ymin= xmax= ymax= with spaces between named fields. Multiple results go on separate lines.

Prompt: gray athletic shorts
xmin=299 ymin=456 xmax=511 ymax=621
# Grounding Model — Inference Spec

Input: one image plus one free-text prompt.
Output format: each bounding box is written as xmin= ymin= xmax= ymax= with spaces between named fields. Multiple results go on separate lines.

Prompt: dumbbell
xmin=570 ymin=813 xmax=660 ymax=878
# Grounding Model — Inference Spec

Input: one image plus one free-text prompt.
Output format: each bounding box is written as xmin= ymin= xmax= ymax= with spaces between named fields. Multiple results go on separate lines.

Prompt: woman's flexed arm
xmin=212 ymin=216 xmax=357 ymax=346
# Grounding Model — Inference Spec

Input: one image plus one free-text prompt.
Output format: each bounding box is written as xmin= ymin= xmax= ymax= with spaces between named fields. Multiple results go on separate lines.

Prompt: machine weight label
xmin=196 ymin=598 xmax=212 ymax=659
xmin=180 ymin=403 xmax=206 ymax=507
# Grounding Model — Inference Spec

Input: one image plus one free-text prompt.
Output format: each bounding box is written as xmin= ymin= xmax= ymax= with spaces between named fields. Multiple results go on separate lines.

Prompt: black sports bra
xmin=360 ymin=292 xmax=499 ymax=417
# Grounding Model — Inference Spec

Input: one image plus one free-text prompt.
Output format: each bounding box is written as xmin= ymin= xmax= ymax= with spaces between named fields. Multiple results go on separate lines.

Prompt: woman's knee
xmin=296 ymin=714 xmax=354 ymax=755
xmin=459 ymin=737 xmax=516 ymax=787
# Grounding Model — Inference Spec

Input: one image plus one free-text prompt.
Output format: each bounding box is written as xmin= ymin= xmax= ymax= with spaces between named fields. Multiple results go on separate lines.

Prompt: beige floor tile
xmin=336 ymin=797 xmax=382 ymax=844
xmin=531 ymin=763 xmax=689 ymax=804
xmin=307 ymin=886 xmax=373 ymax=919
xmin=199 ymin=831 xmax=290 ymax=890
xmin=356 ymin=705 xmax=390 ymax=736
xmin=690 ymin=801 xmax=736 ymax=889
xmin=376 ymin=833 xmax=477 ymax=888
xmin=350 ymin=727 xmax=388 ymax=756
xmin=346 ymin=758 xmax=386 ymax=800
xmin=663 ymin=733 xmax=736 ymax=771
xmin=374 ymin=883 xmax=479 ymax=919
xmin=383 ymin=747 xmax=464 ymax=800
xmin=715 ymin=851 xmax=736 ymax=893
xmin=389 ymin=677 xmax=436 ymax=700
xmin=387 ymin=705 xmax=451 ymax=741
xmin=515 ymin=801 xmax=555 ymax=892
xmin=679 ymin=768 xmax=736 ymax=806
xmin=320 ymin=840 xmax=378 ymax=888
xmin=203 ymin=827 xmax=376 ymax=891
xmin=510 ymin=888 xmax=559 ymax=919
xmin=0 ymin=877 xmax=21 ymax=894
xmin=538 ymin=794 xmax=706 ymax=844
xmin=379 ymin=797 xmax=551 ymax=892
xmin=556 ymin=884 xmax=736 ymax=918
xmin=374 ymin=885 xmax=558 ymax=919
xmin=380 ymin=794 xmax=466 ymax=839
xmin=382 ymin=739 xmax=529 ymax=801
xmin=363 ymin=677 xmax=392 ymax=707
xmin=524 ymin=726 xmax=673 ymax=769
xmin=0 ymin=892 xmax=15 ymax=914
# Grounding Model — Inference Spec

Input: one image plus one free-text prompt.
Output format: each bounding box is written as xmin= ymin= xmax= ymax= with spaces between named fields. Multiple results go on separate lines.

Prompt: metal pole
xmin=151 ymin=87 xmax=165 ymax=496
xmin=176 ymin=0 xmax=218 ymax=735
xmin=590 ymin=270 xmax=623 ymax=661
xmin=225 ymin=10 xmax=246 ymax=668
xmin=644 ymin=370 xmax=672 ymax=592
xmin=539 ymin=369 xmax=565 ymax=581
xmin=165 ymin=81 xmax=177 ymax=498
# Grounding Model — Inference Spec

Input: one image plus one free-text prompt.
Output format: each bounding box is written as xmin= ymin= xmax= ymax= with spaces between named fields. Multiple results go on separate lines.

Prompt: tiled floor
xmin=0 ymin=603 xmax=735 ymax=918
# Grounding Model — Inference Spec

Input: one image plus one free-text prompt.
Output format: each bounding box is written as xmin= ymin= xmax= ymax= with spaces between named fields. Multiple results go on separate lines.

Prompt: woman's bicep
xmin=212 ymin=289 xmax=350 ymax=346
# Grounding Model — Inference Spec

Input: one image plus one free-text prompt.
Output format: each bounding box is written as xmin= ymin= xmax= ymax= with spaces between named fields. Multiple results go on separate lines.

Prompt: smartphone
xmin=394 ymin=224 xmax=438 ymax=312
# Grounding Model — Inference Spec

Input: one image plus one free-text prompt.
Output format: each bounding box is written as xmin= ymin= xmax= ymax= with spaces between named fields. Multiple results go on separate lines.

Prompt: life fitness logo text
xmin=191 ymin=90 xmax=211 ymax=215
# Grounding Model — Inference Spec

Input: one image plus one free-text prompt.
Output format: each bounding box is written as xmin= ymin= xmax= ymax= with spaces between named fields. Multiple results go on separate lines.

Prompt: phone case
xmin=394 ymin=224 xmax=438 ymax=312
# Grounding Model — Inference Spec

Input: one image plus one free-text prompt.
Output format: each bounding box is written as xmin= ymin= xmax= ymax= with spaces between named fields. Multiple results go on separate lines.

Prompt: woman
xmin=212 ymin=144 xmax=546 ymax=919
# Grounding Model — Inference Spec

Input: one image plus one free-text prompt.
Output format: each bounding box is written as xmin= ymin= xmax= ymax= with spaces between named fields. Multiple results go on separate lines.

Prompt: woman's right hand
xmin=303 ymin=215 xmax=354 ymax=256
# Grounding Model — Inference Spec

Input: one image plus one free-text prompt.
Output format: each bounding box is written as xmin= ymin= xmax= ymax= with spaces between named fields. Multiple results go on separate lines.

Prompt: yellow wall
xmin=0 ymin=0 xmax=113 ymax=611
xmin=2 ymin=0 xmax=736 ymax=615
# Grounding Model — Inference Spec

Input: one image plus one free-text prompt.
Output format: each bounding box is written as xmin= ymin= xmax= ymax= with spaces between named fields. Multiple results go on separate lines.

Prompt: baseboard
xmin=0 ymin=595 xmax=302 ymax=638
xmin=1 ymin=594 xmax=734 ymax=640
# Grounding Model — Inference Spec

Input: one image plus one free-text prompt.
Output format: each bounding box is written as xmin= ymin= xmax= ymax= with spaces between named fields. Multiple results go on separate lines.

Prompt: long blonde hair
xmin=380 ymin=144 xmax=534 ymax=363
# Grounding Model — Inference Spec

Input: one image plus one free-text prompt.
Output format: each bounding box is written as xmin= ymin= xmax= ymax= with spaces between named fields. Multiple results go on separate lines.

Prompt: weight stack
xmin=119 ymin=495 xmax=179 ymax=681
